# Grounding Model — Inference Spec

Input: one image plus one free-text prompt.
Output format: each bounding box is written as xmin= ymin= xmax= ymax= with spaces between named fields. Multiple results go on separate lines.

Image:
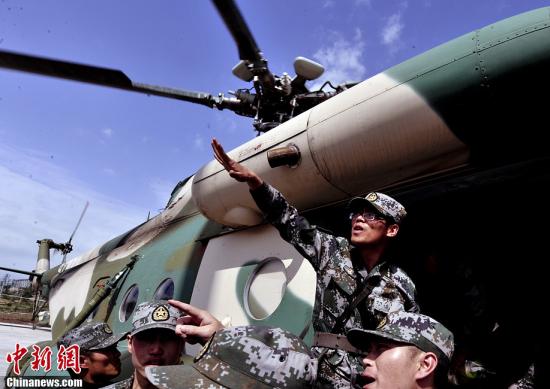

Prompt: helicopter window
xmin=243 ymin=257 xmax=287 ymax=320
xmin=153 ymin=278 xmax=175 ymax=301
xmin=119 ymin=284 xmax=139 ymax=323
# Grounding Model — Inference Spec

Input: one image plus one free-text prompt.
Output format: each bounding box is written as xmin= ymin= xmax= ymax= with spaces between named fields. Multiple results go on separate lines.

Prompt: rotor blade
xmin=0 ymin=49 xmax=217 ymax=108
xmin=67 ymin=201 xmax=89 ymax=245
xmin=0 ymin=266 xmax=40 ymax=277
xmin=211 ymin=0 xmax=263 ymax=62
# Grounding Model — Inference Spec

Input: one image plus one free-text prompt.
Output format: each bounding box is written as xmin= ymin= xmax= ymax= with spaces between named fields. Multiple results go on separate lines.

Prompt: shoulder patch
xmin=152 ymin=306 xmax=169 ymax=321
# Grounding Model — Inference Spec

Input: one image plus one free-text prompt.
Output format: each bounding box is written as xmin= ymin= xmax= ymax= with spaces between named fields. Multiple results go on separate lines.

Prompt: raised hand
xmin=169 ymin=299 xmax=224 ymax=345
xmin=211 ymin=138 xmax=263 ymax=189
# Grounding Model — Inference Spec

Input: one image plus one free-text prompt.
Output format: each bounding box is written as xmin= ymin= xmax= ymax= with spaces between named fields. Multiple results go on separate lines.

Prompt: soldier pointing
xmin=212 ymin=139 xmax=419 ymax=388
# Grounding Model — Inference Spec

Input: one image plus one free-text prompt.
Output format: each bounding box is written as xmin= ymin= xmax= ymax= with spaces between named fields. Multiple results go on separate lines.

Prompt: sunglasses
xmin=349 ymin=210 xmax=387 ymax=222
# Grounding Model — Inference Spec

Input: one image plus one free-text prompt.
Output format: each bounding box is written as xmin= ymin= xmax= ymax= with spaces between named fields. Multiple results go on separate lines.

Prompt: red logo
xmin=6 ymin=343 xmax=81 ymax=375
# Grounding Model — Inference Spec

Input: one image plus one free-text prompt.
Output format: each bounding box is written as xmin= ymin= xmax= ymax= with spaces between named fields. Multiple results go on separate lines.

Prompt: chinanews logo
xmin=4 ymin=343 xmax=83 ymax=388
xmin=5 ymin=377 xmax=83 ymax=388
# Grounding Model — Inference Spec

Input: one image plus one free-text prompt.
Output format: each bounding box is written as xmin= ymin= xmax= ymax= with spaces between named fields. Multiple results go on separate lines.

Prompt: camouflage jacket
xmin=251 ymin=183 xmax=419 ymax=387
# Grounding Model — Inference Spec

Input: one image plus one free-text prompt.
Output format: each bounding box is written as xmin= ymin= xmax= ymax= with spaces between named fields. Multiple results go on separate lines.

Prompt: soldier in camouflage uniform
xmin=212 ymin=139 xmax=419 ymax=388
xmin=57 ymin=321 xmax=126 ymax=388
xmin=347 ymin=311 xmax=454 ymax=389
xmin=102 ymin=301 xmax=183 ymax=389
xmin=145 ymin=325 xmax=318 ymax=389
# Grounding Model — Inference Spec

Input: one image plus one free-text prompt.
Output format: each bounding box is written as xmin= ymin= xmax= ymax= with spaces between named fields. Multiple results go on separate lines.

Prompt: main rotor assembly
xmin=0 ymin=0 xmax=356 ymax=134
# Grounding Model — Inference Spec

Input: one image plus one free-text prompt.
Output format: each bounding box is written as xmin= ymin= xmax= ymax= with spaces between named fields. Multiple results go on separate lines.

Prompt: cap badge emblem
xmin=152 ymin=306 xmax=169 ymax=321
xmin=104 ymin=325 xmax=113 ymax=334
xmin=366 ymin=193 xmax=378 ymax=202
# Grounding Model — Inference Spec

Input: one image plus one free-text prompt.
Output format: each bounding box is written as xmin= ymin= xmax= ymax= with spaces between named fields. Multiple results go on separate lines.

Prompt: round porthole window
xmin=244 ymin=257 xmax=287 ymax=320
xmin=154 ymin=278 xmax=174 ymax=301
xmin=119 ymin=284 xmax=139 ymax=322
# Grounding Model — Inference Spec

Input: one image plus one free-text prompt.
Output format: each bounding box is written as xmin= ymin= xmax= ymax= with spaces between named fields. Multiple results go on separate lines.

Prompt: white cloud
xmin=381 ymin=13 xmax=404 ymax=47
xmin=102 ymin=127 xmax=113 ymax=138
xmin=0 ymin=144 xmax=147 ymax=277
xmin=310 ymin=29 xmax=366 ymax=91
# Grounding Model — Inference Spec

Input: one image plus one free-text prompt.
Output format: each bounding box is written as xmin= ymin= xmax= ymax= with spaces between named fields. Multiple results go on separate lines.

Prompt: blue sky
xmin=1 ymin=0 xmax=548 ymax=277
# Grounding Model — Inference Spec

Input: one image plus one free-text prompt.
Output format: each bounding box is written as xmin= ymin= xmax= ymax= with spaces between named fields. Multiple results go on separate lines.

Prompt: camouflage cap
xmin=58 ymin=321 xmax=126 ymax=351
xmin=145 ymin=325 xmax=318 ymax=389
xmin=347 ymin=311 xmax=454 ymax=365
xmin=131 ymin=300 xmax=180 ymax=336
xmin=348 ymin=192 xmax=407 ymax=224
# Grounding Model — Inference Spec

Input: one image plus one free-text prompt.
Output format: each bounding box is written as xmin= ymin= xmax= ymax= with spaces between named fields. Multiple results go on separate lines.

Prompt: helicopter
xmin=1 ymin=0 xmax=549 ymax=386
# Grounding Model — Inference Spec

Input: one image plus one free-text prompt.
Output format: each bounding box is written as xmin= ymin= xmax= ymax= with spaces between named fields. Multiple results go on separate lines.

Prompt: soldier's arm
xmin=212 ymin=138 xmax=263 ymax=189
xmin=212 ymin=138 xmax=329 ymax=268
xmin=250 ymin=181 xmax=331 ymax=267
xmin=392 ymin=267 xmax=420 ymax=313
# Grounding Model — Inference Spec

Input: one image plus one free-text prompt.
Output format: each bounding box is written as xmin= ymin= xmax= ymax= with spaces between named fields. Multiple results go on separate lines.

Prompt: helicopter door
xmin=188 ymin=223 xmax=316 ymax=352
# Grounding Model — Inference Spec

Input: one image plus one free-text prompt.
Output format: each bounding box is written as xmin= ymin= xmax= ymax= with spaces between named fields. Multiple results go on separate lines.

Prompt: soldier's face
xmin=81 ymin=345 xmax=121 ymax=383
xmin=128 ymin=329 xmax=184 ymax=379
xmin=350 ymin=209 xmax=398 ymax=246
xmin=359 ymin=340 xmax=421 ymax=389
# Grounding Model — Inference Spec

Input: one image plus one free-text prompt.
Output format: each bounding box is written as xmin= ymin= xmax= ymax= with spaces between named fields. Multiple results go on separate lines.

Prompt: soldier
xmin=145 ymin=325 xmax=318 ymax=389
xmin=102 ymin=301 xmax=184 ymax=389
xmin=212 ymin=139 xmax=419 ymax=387
xmin=347 ymin=311 xmax=454 ymax=389
xmin=57 ymin=321 xmax=126 ymax=388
